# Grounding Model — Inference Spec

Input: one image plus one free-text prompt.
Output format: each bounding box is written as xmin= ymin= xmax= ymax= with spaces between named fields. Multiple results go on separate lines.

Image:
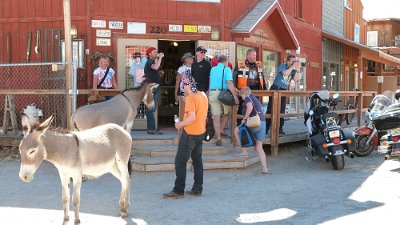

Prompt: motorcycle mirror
xmin=309 ymin=109 xmax=314 ymax=116
xmin=333 ymin=93 xmax=340 ymax=99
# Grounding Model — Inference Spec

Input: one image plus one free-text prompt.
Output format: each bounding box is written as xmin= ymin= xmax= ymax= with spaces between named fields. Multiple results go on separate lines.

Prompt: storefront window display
xmin=262 ymin=50 xmax=279 ymax=90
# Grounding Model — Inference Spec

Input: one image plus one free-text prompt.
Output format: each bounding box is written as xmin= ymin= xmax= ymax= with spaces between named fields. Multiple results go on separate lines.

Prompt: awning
xmin=231 ymin=0 xmax=299 ymax=50
xmin=322 ymin=31 xmax=400 ymax=66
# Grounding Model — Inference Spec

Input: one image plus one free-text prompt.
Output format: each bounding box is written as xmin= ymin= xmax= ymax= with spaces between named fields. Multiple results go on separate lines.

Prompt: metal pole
xmin=63 ymin=0 xmax=73 ymax=129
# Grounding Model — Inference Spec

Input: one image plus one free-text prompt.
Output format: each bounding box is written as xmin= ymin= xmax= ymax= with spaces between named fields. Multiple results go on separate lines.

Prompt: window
xmin=344 ymin=0 xmax=352 ymax=10
xmin=367 ymin=31 xmax=378 ymax=47
xmin=295 ymin=0 xmax=303 ymax=19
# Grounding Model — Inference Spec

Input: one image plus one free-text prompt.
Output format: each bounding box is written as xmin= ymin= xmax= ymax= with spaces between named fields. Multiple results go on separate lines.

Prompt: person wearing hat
xmin=191 ymin=46 xmax=212 ymax=93
xmin=174 ymin=52 xmax=194 ymax=103
xmin=163 ymin=72 xmax=208 ymax=199
xmin=144 ymin=47 xmax=164 ymax=135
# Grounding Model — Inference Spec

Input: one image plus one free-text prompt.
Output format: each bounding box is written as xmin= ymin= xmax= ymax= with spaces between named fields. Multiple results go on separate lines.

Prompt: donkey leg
xmin=72 ymin=176 xmax=82 ymax=224
xmin=111 ymin=162 xmax=130 ymax=218
xmin=59 ymin=175 xmax=70 ymax=224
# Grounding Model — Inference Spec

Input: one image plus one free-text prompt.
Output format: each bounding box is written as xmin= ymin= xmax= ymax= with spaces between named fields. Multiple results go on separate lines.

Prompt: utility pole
xmin=63 ymin=0 xmax=72 ymax=129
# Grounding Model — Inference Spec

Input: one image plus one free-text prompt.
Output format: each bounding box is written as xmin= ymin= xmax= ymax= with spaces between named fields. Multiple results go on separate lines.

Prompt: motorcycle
xmin=374 ymin=102 xmax=400 ymax=160
xmin=354 ymin=92 xmax=393 ymax=157
xmin=305 ymin=90 xmax=356 ymax=170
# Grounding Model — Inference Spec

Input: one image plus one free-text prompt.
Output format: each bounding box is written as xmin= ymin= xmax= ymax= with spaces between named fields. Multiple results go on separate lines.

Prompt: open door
xmin=117 ymin=38 xmax=158 ymax=130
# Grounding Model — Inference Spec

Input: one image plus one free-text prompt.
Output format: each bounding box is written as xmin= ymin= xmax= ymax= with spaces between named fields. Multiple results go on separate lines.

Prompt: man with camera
xmin=265 ymin=54 xmax=300 ymax=135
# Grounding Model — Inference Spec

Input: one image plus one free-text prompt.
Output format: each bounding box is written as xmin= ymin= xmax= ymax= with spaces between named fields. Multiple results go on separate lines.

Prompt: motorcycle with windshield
xmin=304 ymin=90 xmax=355 ymax=170
xmin=354 ymin=92 xmax=394 ymax=157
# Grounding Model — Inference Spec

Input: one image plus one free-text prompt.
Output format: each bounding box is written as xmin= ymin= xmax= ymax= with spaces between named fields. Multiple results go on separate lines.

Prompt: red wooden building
xmin=0 ymin=0 xmax=322 ymax=128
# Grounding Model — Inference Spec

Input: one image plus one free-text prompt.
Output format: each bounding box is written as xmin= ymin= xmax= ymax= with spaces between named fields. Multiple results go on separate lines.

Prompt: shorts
xmin=250 ymin=120 xmax=266 ymax=142
xmin=209 ymin=90 xmax=231 ymax=116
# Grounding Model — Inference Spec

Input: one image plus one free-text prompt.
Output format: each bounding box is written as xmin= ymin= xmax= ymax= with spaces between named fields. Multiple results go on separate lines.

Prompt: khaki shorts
xmin=209 ymin=90 xmax=231 ymax=116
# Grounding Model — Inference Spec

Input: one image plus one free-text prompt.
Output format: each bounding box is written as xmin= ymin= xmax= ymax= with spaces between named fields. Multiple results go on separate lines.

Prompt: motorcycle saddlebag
xmin=310 ymin=133 xmax=326 ymax=153
xmin=373 ymin=104 xmax=400 ymax=131
xmin=341 ymin=129 xmax=356 ymax=152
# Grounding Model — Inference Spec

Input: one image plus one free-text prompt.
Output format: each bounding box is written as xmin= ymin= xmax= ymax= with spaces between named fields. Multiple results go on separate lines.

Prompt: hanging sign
xmin=184 ymin=25 xmax=198 ymax=33
xmin=96 ymin=29 xmax=111 ymax=37
xmin=96 ymin=38 xmax=111 ymax=46
xmin=109 ymin=21 xmax=124 ymax=29
xmin=198 ymin=25 xmax=211 ymax=33
xmin=91 ymin=20 xmax=106 ymax=28
xmin=127 ymin=22 xmax=146 ymax=34
xmin=169 ymin=25 xmax=183 ymax=32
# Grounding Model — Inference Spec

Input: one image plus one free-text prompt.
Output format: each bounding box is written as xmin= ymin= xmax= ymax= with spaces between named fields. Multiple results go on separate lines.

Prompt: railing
xmin=231 ymin=90 xmax=376 ymax=156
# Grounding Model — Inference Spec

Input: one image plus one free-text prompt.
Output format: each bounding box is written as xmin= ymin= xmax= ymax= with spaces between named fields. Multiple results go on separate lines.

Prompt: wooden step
xmin=132 ymin=143 xmax=234 ymax=158
xmin=131 ymin=150 xmax=260 ymax=172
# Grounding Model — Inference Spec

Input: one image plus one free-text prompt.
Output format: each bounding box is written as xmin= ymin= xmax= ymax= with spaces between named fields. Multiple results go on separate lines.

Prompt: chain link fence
xmin=1 ymin=62 xmax=74 ymax=134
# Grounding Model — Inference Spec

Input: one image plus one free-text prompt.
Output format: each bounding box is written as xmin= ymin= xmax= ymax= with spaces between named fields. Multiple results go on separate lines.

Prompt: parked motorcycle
xmin=354 ymin=94 xmax=392 ymax=156
xmin=305 ymin=90 xmax=356 ymax=170
xmin=374 ymin=102 xmax=400 ymax=160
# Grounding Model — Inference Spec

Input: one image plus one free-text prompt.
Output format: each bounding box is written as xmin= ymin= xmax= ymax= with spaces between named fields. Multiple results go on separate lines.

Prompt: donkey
xmin=71 ymin=79 xmax=159 ymax=131
xmin=19 ymin=115 xmax=132 ymax=224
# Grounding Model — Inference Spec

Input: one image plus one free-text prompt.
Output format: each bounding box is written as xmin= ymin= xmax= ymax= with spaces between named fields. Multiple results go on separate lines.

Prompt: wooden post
xmin=2 ymin=95 xmax=17 ymax=135
xmin=63 ymin=0 xmax=73 ymax=130
xmin=357 ymin=92 xmax=363 ymax=127
xmin=270 ymin=91 xmax=280 ymax=156
xmin=231 ymin=104 xmax=238 ymax=145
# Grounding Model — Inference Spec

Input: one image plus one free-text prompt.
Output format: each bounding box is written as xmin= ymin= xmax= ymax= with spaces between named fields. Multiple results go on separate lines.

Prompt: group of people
xmin=92 ymin=46 xmax=301 ymax=199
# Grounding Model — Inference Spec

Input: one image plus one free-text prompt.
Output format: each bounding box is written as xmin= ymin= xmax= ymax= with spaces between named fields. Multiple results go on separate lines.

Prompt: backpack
xmin=238 ymin=124 xmax=256 ymax=147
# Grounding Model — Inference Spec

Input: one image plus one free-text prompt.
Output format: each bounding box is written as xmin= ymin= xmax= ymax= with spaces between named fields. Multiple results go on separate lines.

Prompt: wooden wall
xmin=344 ymin=0 xmax=366 ymax=44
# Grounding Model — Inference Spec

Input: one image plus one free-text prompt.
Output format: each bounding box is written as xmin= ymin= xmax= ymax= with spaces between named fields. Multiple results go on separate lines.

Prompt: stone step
xmin=132 ymin=143 xmax=234 ymax=158
xmin=131 ymin=150 xmax=260 ymax=172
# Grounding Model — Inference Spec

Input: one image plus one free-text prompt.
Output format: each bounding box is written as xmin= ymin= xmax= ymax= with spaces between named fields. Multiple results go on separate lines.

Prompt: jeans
xmin=173 ymin=130 xmax=205 ymax=194
xmin=145 ymin=87 xmax=160 ymax=131
xmin=265 ymin=85 xmax=287 ymax=133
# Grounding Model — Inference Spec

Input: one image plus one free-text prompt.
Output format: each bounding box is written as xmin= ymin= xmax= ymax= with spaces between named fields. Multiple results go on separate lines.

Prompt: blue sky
xmin=362 ymin=0 xmax=400 ymax=20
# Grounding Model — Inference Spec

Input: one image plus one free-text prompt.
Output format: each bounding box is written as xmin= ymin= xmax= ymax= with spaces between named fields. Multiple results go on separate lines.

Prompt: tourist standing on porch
xmin=163 ymin=73 xmax=208 ymax=199
xmin=191 ymin=46 xmax=212 ymax=93
xmin=144 ymin=47 xmax=164 ymax=135
xmin=209 ymin=55 xmax=239 ymax=146
xmin=265 ymin=54 xmax=300 ymax=135
xmin=93 ymin=56 xmax=118 ymax=100
xmin=234 ymin=49 xmax=266 ymax=114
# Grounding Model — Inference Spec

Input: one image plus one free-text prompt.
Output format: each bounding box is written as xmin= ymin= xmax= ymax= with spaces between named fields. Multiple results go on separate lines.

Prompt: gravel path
xmin=1 ymin=144 xmax=400 ymax=225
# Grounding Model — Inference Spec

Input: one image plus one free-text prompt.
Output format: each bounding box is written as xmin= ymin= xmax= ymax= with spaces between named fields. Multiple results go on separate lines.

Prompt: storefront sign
xmin=184 ymin=25 xmax=198 ymax=33
xmin=309 ymin=62 xmax=320 ymax=68
xmin=169 ymin=25 xmax=183 ymax=32
xmin=96 ymin=38 xmax=111 ymax=46
xmin=127 ymin=22 xmax=146 ymax=34
xmin=109 ymin=21 xmax=123 ymax=29
xmin=377 ymin=76 xmax=384 ymax=83
xmin=198 ymin=25 xmax=211 ymax=33
xmin=244 ymin=36 xmax=275 ymax=46
xmin=91 ymin=20 xmax=107 ymax=28
xmin=254 ymin=29 xmax=269 ymax=38
xmin=96 ymin=29 xmax=111 ymax=37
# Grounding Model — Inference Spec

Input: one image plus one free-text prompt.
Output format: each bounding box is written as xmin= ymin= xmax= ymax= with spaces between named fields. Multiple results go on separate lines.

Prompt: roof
xmin=231 ymin=0 xmax=299 ymax=49
xmin=232 ymin=0 xmax=277 ymax=33
xmin=322 ymin=31 xmax=400 ymax=65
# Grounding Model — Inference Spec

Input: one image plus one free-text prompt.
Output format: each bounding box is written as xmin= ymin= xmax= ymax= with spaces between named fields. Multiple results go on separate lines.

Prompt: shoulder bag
xmin=97 ymin=67 xmax=111 ymax=89
xmin=217 ymin=67 xmax=235 ymax=106
xmin=246 ymin=96 xmax=261 ymax=128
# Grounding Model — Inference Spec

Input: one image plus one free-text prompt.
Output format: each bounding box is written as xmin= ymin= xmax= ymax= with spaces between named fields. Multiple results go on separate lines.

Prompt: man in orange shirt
xmin=163 ymin=73 xmax=208 ymax=199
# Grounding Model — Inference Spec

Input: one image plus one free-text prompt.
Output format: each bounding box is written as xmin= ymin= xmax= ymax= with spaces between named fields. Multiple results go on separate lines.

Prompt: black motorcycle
xmin=305 ymin=91 xmax=356 ymax=170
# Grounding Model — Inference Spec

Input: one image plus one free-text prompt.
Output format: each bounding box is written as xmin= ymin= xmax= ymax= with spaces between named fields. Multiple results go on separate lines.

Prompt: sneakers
xmin=163 ymin=191 xmax=184 ymax=199
xmin=186 ymin=190 xmax=202 ymax=196
xmin=147 ymin=130 xmax=163 ymax=135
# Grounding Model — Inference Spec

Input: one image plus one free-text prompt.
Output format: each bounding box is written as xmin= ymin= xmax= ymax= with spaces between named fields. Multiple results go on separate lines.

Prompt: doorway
xmin=157 ymin=40 xmax=195 ymax=127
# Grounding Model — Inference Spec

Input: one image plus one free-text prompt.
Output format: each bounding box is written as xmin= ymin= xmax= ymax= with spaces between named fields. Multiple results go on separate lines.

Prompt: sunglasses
xmin=183 ymin=83 xmax=190 ymax=86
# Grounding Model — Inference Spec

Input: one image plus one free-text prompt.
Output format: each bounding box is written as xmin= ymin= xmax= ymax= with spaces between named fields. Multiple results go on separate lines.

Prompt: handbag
xmin=238 ymin=124 xmax=256 ymax=147
xmin=217 ymin=67 xmax=235 ymax=106
xmin=203 ymin=106 xmax=215 ymax=142
xmin=246 ymin=97 xmax=261 ymax=128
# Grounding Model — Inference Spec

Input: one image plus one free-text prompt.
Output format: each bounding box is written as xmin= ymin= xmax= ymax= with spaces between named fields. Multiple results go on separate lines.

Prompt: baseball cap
xmin=146 ymin=47 xmax=157 ymax=56
xmin=181 ymin=52 xmax=194 ymax=62
xmin=196 ymin=46 xmax=207 ymax=52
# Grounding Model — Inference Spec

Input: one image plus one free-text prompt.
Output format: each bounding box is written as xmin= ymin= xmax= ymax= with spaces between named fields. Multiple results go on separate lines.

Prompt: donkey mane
xmin=29 ymin=124 xmax=71 ymax=134
xmin=121 ymin=79 xmax=152 ymax=94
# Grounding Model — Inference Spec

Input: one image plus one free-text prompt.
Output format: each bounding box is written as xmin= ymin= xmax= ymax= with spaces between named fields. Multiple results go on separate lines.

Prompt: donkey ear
xmin=37 ymin=114 xmax=55 ymax=133
xmin=21 ymin=113 xmax=31 ymax=137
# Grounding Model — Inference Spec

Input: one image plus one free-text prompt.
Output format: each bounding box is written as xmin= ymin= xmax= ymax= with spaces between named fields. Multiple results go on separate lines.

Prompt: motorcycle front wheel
xmin=331 ymin=154 xmax=345 ymax=170
xmin=354 ymin=135 xmax=374 ymax=157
